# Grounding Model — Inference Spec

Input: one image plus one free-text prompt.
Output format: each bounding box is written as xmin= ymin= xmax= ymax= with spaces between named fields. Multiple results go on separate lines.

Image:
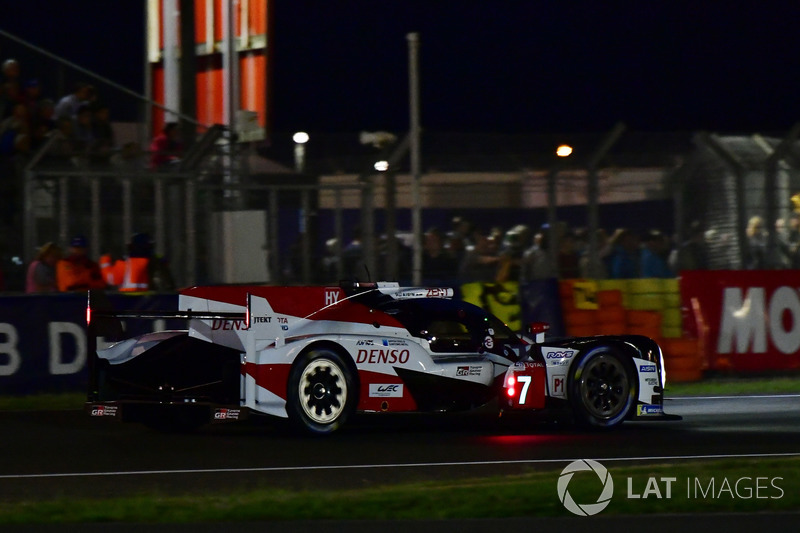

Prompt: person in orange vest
xmin=99 ymin=253 xmax=119 ymax=287
xmin=56 ymin=235 xmax=106 ymax=292
xmin=115 ymin=233 xmax=153 ymax=292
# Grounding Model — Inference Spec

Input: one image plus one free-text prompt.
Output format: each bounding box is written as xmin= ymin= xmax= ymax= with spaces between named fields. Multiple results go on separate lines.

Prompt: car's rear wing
xmin=86 ymin=290 xmax=247 ymax=337
xmin=86 ymin=290 xmax=247 ymax=400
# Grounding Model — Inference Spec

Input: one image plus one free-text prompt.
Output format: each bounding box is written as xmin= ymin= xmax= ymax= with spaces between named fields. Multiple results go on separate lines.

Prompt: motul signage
xmin=718 ymin=286 xmax=800 ymax=355
xmin=681 ymin=271 xmax=800 ymax=372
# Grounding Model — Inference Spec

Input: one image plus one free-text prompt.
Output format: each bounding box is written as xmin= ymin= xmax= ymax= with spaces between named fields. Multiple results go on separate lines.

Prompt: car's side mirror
xmin=527 ymin=322 xmax=550 ymax=344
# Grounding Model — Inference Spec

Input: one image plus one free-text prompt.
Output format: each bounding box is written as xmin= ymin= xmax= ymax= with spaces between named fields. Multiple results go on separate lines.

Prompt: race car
xmin=86 ymin=281 xmax=677 ymax=434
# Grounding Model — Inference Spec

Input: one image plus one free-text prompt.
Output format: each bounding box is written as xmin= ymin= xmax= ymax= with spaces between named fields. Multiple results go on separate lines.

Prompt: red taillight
xmin=507 ymin=387 xmax=515 ymax=397
xmin=86 ymin=306 xmax=91 ymax=325
xmin=507 ymin=376 xmax=516 ymax=387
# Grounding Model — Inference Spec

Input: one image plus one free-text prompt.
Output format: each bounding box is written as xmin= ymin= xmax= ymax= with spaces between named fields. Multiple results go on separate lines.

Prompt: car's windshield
xmin=378 ymin=298 xmax=521 ymax=356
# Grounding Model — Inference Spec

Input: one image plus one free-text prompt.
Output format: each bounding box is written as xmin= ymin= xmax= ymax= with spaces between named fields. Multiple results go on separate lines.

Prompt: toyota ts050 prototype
xmin=86 ymin=282 xmax=678 ymax=434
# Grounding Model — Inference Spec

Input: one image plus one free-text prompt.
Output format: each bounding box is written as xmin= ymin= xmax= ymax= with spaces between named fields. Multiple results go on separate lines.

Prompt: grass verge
xmin=0 ymin=457 xmax=798 ymax=523
xmin=666 ymin=375 xmax=800 ymax=397
xmin=0 ymin=392 xmax=86 ymax=412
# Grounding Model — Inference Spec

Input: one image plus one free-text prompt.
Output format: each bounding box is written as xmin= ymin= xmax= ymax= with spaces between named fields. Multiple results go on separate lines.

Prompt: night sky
xmin=3 ymin=1 xmax=799 ymax=135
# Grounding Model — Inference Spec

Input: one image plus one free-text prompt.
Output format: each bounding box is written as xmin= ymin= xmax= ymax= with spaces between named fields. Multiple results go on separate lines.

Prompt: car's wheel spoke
xmin=298 ymin=358 xmax=348 ymax=425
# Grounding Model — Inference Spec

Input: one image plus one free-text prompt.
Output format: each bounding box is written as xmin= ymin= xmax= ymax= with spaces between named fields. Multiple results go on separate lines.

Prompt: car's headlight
xmin=658 ymin=345 xmax=667 ymax=389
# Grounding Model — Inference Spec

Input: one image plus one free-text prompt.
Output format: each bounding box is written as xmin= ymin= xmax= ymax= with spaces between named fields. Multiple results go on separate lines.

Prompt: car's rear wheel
xmin=569 ymin=346 xmax=636 ymax=428
xmin=287 ymin=348 xmax=355 ymax=435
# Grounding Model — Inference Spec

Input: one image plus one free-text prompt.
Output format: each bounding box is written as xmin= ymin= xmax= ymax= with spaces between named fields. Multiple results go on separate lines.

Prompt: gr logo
xmin=557 ymin=459 xmax=614 ymax=516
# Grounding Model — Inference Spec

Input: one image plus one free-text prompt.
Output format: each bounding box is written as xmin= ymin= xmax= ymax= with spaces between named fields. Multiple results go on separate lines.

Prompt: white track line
xmin=669 ymin=394 xmax=800 ymax=400
xmin=1 ymin=452 xmax=799 ymax=480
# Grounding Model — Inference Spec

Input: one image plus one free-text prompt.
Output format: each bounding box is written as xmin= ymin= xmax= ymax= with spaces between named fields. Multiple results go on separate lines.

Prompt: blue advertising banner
xmin=0 ymin=293 xmax=179 ymax=395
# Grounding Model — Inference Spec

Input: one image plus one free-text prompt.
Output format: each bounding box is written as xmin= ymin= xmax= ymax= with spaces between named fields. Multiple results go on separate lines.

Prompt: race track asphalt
xmin=0 ymin=394 xmax=798 ymax=505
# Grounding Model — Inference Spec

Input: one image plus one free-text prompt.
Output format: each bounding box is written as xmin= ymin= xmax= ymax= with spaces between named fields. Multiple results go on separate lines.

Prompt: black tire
xmin=287 ymin=348 xmax=356 ymax=435
xmin=568 ymin=346 xmax=636 ymax=428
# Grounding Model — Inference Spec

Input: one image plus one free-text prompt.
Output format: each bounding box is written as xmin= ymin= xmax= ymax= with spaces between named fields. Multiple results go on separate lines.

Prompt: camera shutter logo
xmin=557 ymin=459 xmax=614 ymax=516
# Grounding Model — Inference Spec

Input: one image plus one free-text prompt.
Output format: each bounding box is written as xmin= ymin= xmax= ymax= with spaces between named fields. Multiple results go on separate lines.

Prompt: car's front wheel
xmin=569 ymin=346 xmax=636 ymax=428
xmin=287 ymin=348 xmax=356 ymax=435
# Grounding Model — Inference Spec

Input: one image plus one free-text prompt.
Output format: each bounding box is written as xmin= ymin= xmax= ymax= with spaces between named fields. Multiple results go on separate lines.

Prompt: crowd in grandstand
xmin=316 ymin=217 xmax=700 ymax=286
xmin=0 ymin=59 xmax=117 ymax=168
xmin=319 ymin=212 xmax=800 ymax=286
xmin=4 ymin=56 xmax=800 ymax=293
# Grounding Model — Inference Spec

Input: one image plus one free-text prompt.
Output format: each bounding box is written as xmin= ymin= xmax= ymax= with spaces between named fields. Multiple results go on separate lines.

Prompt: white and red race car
xmin=86 ymin=282 xmax=677 ymax=434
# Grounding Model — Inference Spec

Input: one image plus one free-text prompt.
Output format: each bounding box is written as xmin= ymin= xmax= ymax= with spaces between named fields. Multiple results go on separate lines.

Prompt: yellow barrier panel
xmin=460 ymin=281 xmax=522 ymax=332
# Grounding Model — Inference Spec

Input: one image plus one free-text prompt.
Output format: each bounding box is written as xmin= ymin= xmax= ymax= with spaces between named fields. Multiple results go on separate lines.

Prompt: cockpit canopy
xmin=378 ymin=298 xmax=522 ymax=356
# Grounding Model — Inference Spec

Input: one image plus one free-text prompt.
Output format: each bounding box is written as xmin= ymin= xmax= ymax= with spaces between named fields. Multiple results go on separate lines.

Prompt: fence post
xmin=154 ymin=175 xmax=165 ymax=257
xmin=185 ymin=175 xmax=196 ymax=286
xmin=90 ymin=176 xmax=101 ymax=259
xmin=269 ymin=187 xmax=280 ymax=283
xmin=586 ymin=122 xmax=626 ymax=279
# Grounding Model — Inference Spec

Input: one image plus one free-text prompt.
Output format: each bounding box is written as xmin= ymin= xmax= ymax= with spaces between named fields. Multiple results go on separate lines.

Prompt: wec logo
xmin=368 ymin=383 xmax=404 ymax=398
xmin=557 ymin=459 xmax=614 ymax=516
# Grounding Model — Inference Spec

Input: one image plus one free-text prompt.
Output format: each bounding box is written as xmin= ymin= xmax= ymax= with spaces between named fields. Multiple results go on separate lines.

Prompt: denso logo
xmin=356 ymin=349 xmax=410 ymax=364
xmin=211 ymin=319 xmax=250 ymax=331
xmin=717 ymin=286 xmax=800 ymax=354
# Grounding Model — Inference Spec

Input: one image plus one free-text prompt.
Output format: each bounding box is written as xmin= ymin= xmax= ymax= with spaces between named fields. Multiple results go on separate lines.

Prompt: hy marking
xmin=1 ymin=452 xmax=799 ymax=480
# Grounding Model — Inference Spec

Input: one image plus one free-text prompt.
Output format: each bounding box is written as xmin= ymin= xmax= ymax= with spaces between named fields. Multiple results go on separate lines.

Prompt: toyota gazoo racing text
xmin=85 ymin=282 xmax=678 ymax=434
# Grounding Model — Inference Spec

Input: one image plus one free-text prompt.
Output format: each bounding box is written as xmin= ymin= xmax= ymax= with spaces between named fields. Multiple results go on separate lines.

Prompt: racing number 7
xmin=516 ymin=375 xmax=532 ymax=404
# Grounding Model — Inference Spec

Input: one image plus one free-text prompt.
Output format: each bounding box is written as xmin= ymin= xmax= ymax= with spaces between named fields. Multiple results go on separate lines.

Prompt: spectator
xmin=580 ymin=228 xmax=611 ymax=279
xmin=670 ymin=221 xmax=709 ymax=272
xmin=47 ymin=116 xmax=77 ymax=162
xmin=745 ymin=215 xmax=767 ymax=269
xmin=22 ymin=79 xmax=42 ymax=124
xmin=149 ymin=121 xmax=183 ymax=170
xmin=56 ymin=235 xmax=106 ymax=291
xmin=450 ymin=216 xmax=474 ymax=248
xmin=341 ymin=226 xmax=363 ymax=277
xmin=495 ymin=224 xmax=528 ymax=282
xmin=54 ymin=81 xmax=91 ymax=121
xmin=90 ymin=102 xmax=115 ymax=163
xmin=112 ymin=233 xmax=174 ymax=292
xmin=640 ymin=230 xmax=674 ymax=278
xmin=320 ymin=238 xmax=341 ymax=283
xmin=609 ymin=228 xmax=640 ymax=279
xmin=25 ymin=242 xmax=61 ymax=293
xmin=444 ymin=231 xmax=467 ymax=271
xmin=422 ymin=227 xmax=457 ymax=282
xmin=557 ymin=230 xmax=581 ymax=279
xmin=30 ymin=98 xmax=56 ymax=150
xmin=519 ymin=228 xmax=556 ymax=282
xmin=784 ymin=214 xmax=800 ymax=268
xmin=460 ymin=231 xmax=501 ymax=282
xmin=71 ymin=103 xmax=95 ymax=159
xmin=110 ymin=141 xmax=144 ymax=171
xmin=1 ymin=58 xmax=22 ymax=119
